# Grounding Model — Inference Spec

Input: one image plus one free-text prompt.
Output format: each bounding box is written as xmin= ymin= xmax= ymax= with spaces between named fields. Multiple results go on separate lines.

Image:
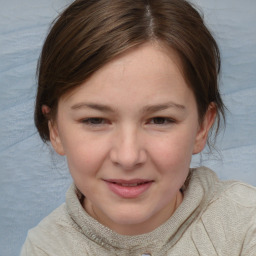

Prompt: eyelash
xmin=147 ymin=117 xmax=176 ymax=125
xmin=81 ymin=117 xmax=175 ymax=126
xmin=81 ymin=118 xmax=108 ymax=125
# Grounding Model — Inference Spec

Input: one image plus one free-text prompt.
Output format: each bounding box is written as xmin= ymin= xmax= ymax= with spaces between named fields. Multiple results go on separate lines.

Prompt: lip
xmin=104 ymin=179 xmax=154 ymax=199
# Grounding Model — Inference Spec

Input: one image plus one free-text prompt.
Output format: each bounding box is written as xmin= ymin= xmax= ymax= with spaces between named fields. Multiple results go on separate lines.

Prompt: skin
xmin=45 ymin=42 xmax=216 ymax=235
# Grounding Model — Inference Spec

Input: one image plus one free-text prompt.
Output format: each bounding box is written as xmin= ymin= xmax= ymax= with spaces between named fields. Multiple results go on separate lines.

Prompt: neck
xmin=83 ymin=190 xmax=183 ymax=236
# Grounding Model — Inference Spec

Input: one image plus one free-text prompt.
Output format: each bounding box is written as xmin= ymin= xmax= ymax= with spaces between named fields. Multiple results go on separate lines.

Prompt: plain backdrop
xmin=0 ymin=0 xmax=255 ymax=255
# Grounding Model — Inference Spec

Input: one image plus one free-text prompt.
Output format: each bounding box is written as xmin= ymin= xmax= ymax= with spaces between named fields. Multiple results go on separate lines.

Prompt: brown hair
xmin=35 ymin=0 xmax=225 ymax=147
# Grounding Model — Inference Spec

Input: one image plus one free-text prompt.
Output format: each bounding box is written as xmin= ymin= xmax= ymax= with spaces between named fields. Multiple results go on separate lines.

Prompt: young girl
xmin=21 ymin=0 xmax=256 ymax=255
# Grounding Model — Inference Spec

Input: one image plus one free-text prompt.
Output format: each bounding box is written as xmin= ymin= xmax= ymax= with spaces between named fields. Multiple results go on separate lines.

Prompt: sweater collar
xmin=66 ymin=167 xmax=218 ymax=251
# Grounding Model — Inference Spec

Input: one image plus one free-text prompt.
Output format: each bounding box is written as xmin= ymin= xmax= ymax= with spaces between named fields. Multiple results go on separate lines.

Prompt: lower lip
xmin=106 ymin=181 xmax=153 ymax=199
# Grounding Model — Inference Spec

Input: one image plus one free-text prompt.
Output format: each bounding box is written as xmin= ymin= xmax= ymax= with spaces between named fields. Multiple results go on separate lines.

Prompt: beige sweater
xmin=21 ymin=167 xmax=256 ymax=255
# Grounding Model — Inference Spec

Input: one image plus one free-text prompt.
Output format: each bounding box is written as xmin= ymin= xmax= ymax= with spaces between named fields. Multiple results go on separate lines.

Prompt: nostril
xmin=109 ymin=134 xmax=147 ymax=169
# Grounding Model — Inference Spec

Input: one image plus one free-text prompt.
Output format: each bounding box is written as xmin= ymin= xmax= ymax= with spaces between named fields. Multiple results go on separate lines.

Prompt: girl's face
xmin=49 ymin=43 xmax=215 ymax=235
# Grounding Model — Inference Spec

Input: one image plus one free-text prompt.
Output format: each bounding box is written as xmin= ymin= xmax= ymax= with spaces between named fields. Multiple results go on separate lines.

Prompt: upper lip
xmin=104 ymin=179 xmax=154 ymax=184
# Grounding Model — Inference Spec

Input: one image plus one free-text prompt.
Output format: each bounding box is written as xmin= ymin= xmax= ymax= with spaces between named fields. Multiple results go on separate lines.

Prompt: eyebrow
xmin=71 ymin=103 xmax=115 ymax=113
xmin=71 ymin=101 xmax=185 ymax=113
xmin=142 ymin=102 xmax=186 ymax=114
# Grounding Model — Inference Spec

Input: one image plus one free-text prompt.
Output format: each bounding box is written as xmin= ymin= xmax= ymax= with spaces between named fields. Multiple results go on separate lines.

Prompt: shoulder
xmin=21 ymin=204 xmax=85 ymax=255
xmin=205 ymin=181 xmax=256 ymax=255
xmin=191 ymin=166 xmax=256 ymax=208
xmin=191 ymin=167 xmax=256 ymax=255
xmin=196 ymin=166 xmax=256 ymax=218
xmin=206 ymin=179 xmax=256 ymax=227
xmin=220 ymin=181 xmax=256 ymax=207
xmin=29 ymin=203 xmax=79 ymax=235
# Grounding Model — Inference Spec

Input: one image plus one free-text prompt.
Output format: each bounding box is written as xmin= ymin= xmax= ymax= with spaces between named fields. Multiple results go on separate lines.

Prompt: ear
xmin=42 ymin=105 xmax=65 ymax=156
xmin=48 ymin=121 xmax=65 ymax=156
xmin=193 ymin=103 xmax=216 ymax=154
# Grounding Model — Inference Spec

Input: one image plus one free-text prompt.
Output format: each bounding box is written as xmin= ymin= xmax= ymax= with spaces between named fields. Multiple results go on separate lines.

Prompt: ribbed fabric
xmin=21 ymin=167 xmax=256 ymax=255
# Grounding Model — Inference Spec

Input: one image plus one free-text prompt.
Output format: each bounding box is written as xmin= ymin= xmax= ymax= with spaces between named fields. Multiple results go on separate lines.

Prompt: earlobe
xmin=193 ymin=103 xmax=216 ymax=154
xmin=41 ymin=105 xmax=65 ymax=156
xmin=48 ymin=120 xmax=65 ymax=156
xmin=42 ymin=105 xmax=50 ymax=116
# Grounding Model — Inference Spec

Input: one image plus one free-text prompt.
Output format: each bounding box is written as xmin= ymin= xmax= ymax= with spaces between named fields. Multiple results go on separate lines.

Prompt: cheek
xmin=149 ymin=131 xmax=195 ymax=167
xmin=63 ymin=136 xmax=109 ymax=178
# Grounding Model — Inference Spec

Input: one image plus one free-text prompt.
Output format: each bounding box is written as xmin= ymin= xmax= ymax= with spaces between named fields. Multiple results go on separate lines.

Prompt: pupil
xmin=154 ymin=117 xmax=165 ymax=124
xmin=91 ymin=118 xmax=102 ymax=124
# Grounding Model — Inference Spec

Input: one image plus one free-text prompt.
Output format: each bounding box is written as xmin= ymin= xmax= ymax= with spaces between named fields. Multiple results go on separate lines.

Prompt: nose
xmin=110 ymin=126 xmax=147 ymax=170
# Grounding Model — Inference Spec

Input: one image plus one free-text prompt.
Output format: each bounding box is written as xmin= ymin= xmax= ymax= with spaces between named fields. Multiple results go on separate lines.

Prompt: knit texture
xmin=21 ymin=167 xmax=256 ymax=255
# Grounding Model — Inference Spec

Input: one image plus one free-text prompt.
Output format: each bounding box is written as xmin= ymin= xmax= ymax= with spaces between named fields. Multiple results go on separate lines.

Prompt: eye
xmin=81 ymin=118 xmax=108 ymax=125
xmin=148 ymin=117 xmax=175 ymax=125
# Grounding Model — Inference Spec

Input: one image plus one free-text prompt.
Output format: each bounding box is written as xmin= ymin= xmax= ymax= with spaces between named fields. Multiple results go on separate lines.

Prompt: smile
xmin=104 ymin=179 xmax=154 ymax=198
xmin=112 ymin=181 xmax=150 ymax=187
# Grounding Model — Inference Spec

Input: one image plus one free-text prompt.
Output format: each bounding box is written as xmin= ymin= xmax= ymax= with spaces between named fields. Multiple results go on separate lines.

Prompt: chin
xmin=108 ymin=207 xmax=155 ymax=228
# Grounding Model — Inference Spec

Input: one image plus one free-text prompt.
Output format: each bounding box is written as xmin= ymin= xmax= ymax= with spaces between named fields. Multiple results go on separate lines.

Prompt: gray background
xmin=0 ymin=0 xmax=255 ymax=255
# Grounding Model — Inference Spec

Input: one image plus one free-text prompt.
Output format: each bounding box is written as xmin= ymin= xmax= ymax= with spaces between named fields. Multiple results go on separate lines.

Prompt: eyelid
xmin=81 ymin=117 xmax=110 ymax=125
xmin=147 ymin=117 xmax=176 ymax=125
xmin=79 ymin=116 xmax=176 ymax=126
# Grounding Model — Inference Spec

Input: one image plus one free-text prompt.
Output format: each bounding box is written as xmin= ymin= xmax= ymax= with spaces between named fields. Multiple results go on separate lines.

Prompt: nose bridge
xmin=111 ymin=124 xmax=146 ymax=169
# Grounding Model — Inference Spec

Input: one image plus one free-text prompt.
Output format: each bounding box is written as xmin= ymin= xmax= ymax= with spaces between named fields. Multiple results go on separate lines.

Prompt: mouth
xmin=105 ymin=179 xmax=153 ymax=186
xmin=110 ymin=181 xmax=151 ymax=187
xmin=104 ymin=179 xmax=154 ymax=198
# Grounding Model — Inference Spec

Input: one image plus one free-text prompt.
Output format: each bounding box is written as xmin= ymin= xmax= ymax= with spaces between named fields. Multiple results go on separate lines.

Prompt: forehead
xmin=60 ymin=43 xmax=195 ymax=110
